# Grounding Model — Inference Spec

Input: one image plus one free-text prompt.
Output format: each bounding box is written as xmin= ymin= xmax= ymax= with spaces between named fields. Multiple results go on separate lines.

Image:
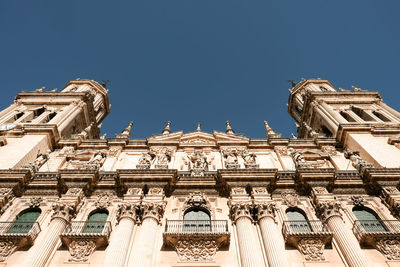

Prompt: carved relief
xmin=344 ymin=149 xmax=373 ymax=171
xmin=275 ymin=146 xmax=289 ymax=156
xmin=175 ymin=239 xmax=218 ymax=262
xmin=186 ymin=151 xmax=209 ymax=177
xmin=281 ymin=192 xmax=300 ymax=207
xmin=127 ymin=188 xmax=143 ymax=196
xmin=84 ymin=151 xmax=106 ymax=170
xmin=321 ymin=146 xmax=337 ymax=156
xmin=376 ymin=239 xmax=400 ymax=260
xmin=313 ymin=187 xmax=328 ymax=194
xmin=67 ymin=240 xmax=96 ymax=262
xmin=241 ymin=150 xmax=259 ymax=169
xmin=136 ymin=150 xmax=156 ymax=169
xmin=94 ymin=192 xmax=114 ymax=209
xmin=153 ymin=147 xmax=172 ymax=169
xmin=29 ymin=197 xmax=42 ymax=208
xmin=183 ymin=192 xmax=211 ymax=213
xmin=22 ymin=151 xmax=49 ymax=172
xmin=298 ymin=238 xmax=325 ymax=261
xmin=222 ymin=148 xmax=240 ymax=169
xmin=351 ymin=196 xmax=365 ymax=207
xmin=0 ymin=240 xmax=17 ymax=262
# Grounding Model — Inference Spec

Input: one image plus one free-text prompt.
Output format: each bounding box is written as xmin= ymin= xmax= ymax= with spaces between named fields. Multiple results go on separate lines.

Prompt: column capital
xmin=229 ymin=202 xmax=253 ymax=223
xmin=51 ymin=201 xmax=76 ymax=222
xmin=141 ymin=202 xmax=165 ymax=224
xmin=254 ymin=202 xmax=276 ymax=221
xmin=314 ymin=200 xmax=342 ymax=222
xmin=117 ymin=202 xmax=139 ymax=222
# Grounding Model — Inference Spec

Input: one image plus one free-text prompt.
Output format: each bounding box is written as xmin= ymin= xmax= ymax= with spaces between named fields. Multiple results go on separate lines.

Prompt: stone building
xmin=0 ymin=78 xmax=399 ymax=266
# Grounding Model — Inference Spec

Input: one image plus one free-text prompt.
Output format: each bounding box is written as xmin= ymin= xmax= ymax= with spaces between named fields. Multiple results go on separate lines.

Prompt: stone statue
xmin=187 ymin=151 xmax=209 ymax=176
xmin=222 ymin=148 xmax=239 ymax=169
xmin=137 ymin=150 xmax=156 ymax=169
xmin=154 ymin=147 xmax=172 ymax=169
xmin=85 ymin=151 xmax=105 ymax=170
xmin=241 ymin=150 xmax=258 ymax=169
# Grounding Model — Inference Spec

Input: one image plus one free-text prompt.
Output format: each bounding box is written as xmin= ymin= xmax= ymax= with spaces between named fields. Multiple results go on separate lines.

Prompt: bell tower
xmin=288 ymin=78 xmax=400 ymax=168
xmin=0 ymin=79 xmax=110 ymax=169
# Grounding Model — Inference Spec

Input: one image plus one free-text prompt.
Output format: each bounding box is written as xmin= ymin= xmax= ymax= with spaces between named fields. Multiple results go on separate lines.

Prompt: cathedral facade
xmin=0 ymin=79 xmax=399 ymax=266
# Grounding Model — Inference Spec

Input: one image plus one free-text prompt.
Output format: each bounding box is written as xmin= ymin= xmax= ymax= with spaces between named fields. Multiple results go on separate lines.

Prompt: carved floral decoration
xmin=376 ymin=239 xmax=400 ymax=260
xmin=281 ymin=192 xmax=300 ymax=207
xmin=94 ymin=192 xmax=113 ymax=209
xmin=183 ymin=192 xmax=211 ymax=214
xmin=176 ymin=239 xmax=218 ymax=262
xmin=0 ymin=241 xmax=17 ymax=262
xmin=67 ymin=240 xmax=96 ymax=262
xmin=298 ymin=238 xmax=326 ymax=261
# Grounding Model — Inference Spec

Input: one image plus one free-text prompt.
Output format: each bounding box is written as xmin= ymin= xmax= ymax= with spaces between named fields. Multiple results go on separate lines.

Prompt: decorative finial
xmin=162 ymin=121 xmax=171 ymax=135
xmin=196 ymin=123 xmax=201 ymax=131
xmin=288 ymin=80 xmax=297 ymax=87
xmin=291 ymin=133 xmax=297 ymax=139
xmin=117 ymin=121 xmax=133 ymax=138
xmin=100 ymin=133 xmax=107 ymax=139
xmin=49 ymin=88 xmax=57 ymax=92
xmin=226 ymin=121 xmax=235 ymax=134
xmin=34 ymin=86 xmax=45 ymax=92
xmin=264 ymin=121 xmax=276 ymax=137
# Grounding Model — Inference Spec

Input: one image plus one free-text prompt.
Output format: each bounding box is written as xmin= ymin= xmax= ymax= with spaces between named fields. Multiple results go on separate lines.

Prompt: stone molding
xmin=175 ymin=239 xmax=218 ymax=262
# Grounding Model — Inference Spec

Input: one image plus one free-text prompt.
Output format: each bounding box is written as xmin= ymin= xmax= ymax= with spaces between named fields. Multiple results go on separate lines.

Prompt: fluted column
xmin=23 ymin=201 xmax=76 ymax=267
xmin=104 ymin=203 xmax=138 ymax=267
xmin=256 ymin=203 xmax=289 ymax=267
xmin=313 ymin=187 xmax=369 ymax=267
xmin=128 ymin=203 xmax=164 ymax=267
xmin=230 ymin=203 xmax=266 ymax=267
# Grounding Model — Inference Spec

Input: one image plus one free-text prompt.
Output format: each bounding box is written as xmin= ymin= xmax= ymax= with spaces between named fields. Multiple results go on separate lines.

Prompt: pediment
xmin=179 ymin=131 xmax=216 ymax=147
xmin=147 ymin=131 xmax=183 ymax=145
xmin=213 ymin=131 xmax=249 ymax=145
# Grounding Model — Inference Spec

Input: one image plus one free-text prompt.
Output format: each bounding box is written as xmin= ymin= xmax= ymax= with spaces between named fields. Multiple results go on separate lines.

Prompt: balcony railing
xmin=282 ymin=220 xmax=332 ymax=246
xmin=61 ymin=221 xmax=112 ymax=247
xmin=352 ymin=220 xmax=400 ymax=244
xmin=165 ymin=220 xmax=228 ymax=234
xmin=0 ymin=221 xmax=41 ymax=245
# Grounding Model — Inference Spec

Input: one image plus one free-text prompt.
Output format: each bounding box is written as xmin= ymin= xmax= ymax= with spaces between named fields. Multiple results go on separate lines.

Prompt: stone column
xmin=230 ymin=203 xmax=266 ymax=267
xmin=103 ymin=203 xmax=138 ymax=267
xmin=312 ymin=187 xmax=369 ymax=267
xmin=127 ymin=188 xmax=165 ymax=267
xmin=57 ymin=101 xmax=85 ymax=133
xmin=23 ymin=202 xmax=76 ymax=267
xmin=256 ymin=203 xmax=289 ymax=267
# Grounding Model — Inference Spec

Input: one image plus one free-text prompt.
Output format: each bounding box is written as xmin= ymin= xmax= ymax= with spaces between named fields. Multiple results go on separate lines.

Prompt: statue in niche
xmin=241 ymin=150 xmax=258 ymax=169
xmin=187 ymin=151 xmax=209 ymax=177
xmin=290 ymin=149 xmax=312 ymax=168
xmin=22 ymin=150 xmax=50 ymax=172
xmin=344 ymin=149 xmax=373 ymax=171
xmin=136 ymin=150 xmax=156 ymax=169
xmin=222 ymin=148 xmax=239 ymax=169
xmin=154 ymin=147 xmax=172 ymax=169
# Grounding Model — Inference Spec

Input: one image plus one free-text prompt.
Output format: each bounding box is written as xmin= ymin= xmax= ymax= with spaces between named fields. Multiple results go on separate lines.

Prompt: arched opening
xmin=372 ymin=111 xmax=391 ymax=122
xmin=353 ymin=207 xmax=386 ymax=232
xmin=44 ymin=112 xmax=57 ymax=123
xmin=286 ymin=208 xmax=311 ymax=232
xmin=183 ymin=208 xmax=211 ymax=232
xmin=82 ymin=209 xmax=109 ymax=234
xmin=33 ymin=107 xmax=46 ymax=119
xmin=7 ymin=208 xmax=41 ymax=234
xmin=14 ymin=112 xmax=24 ymax=121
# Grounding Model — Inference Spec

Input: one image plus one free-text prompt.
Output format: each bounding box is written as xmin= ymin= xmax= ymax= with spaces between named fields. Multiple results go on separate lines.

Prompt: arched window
xmin=183 ymin=208 xmax=211 ymax=232
xmin=352 ymin=107 xmax=375 ymax=122
xmin=7 ymin=208 xmax=41 ymax=234
xmin=82 ymin=210 xmax=109 ymax=234
xmin=353 ymin=207 xmax=386 ymax=232
xmin=372 ymin=111 xmax=391 ymax=122
xmin=286 ymin=208 xmax=311 ymax=232
xmin=340 ymin=111 xmax=357 ymax=122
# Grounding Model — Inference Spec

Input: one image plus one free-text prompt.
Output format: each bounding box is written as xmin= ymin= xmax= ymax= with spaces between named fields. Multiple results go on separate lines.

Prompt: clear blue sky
xmin=1 ymin=1 xmax=399 ymax=139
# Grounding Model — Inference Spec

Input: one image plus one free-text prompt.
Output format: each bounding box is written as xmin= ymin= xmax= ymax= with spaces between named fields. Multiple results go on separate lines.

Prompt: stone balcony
xmin=352 ymin=220 xmax=400 ymax=260
xmin=282 ymin=220 xmax=332 ymax=261
xmin=60 ymin=221 xmax=112 ymax=262
xmin=163 ymin=220 xmax=230 ymax=262
xmin=0 ymin=221 xmax=41 ymax=261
